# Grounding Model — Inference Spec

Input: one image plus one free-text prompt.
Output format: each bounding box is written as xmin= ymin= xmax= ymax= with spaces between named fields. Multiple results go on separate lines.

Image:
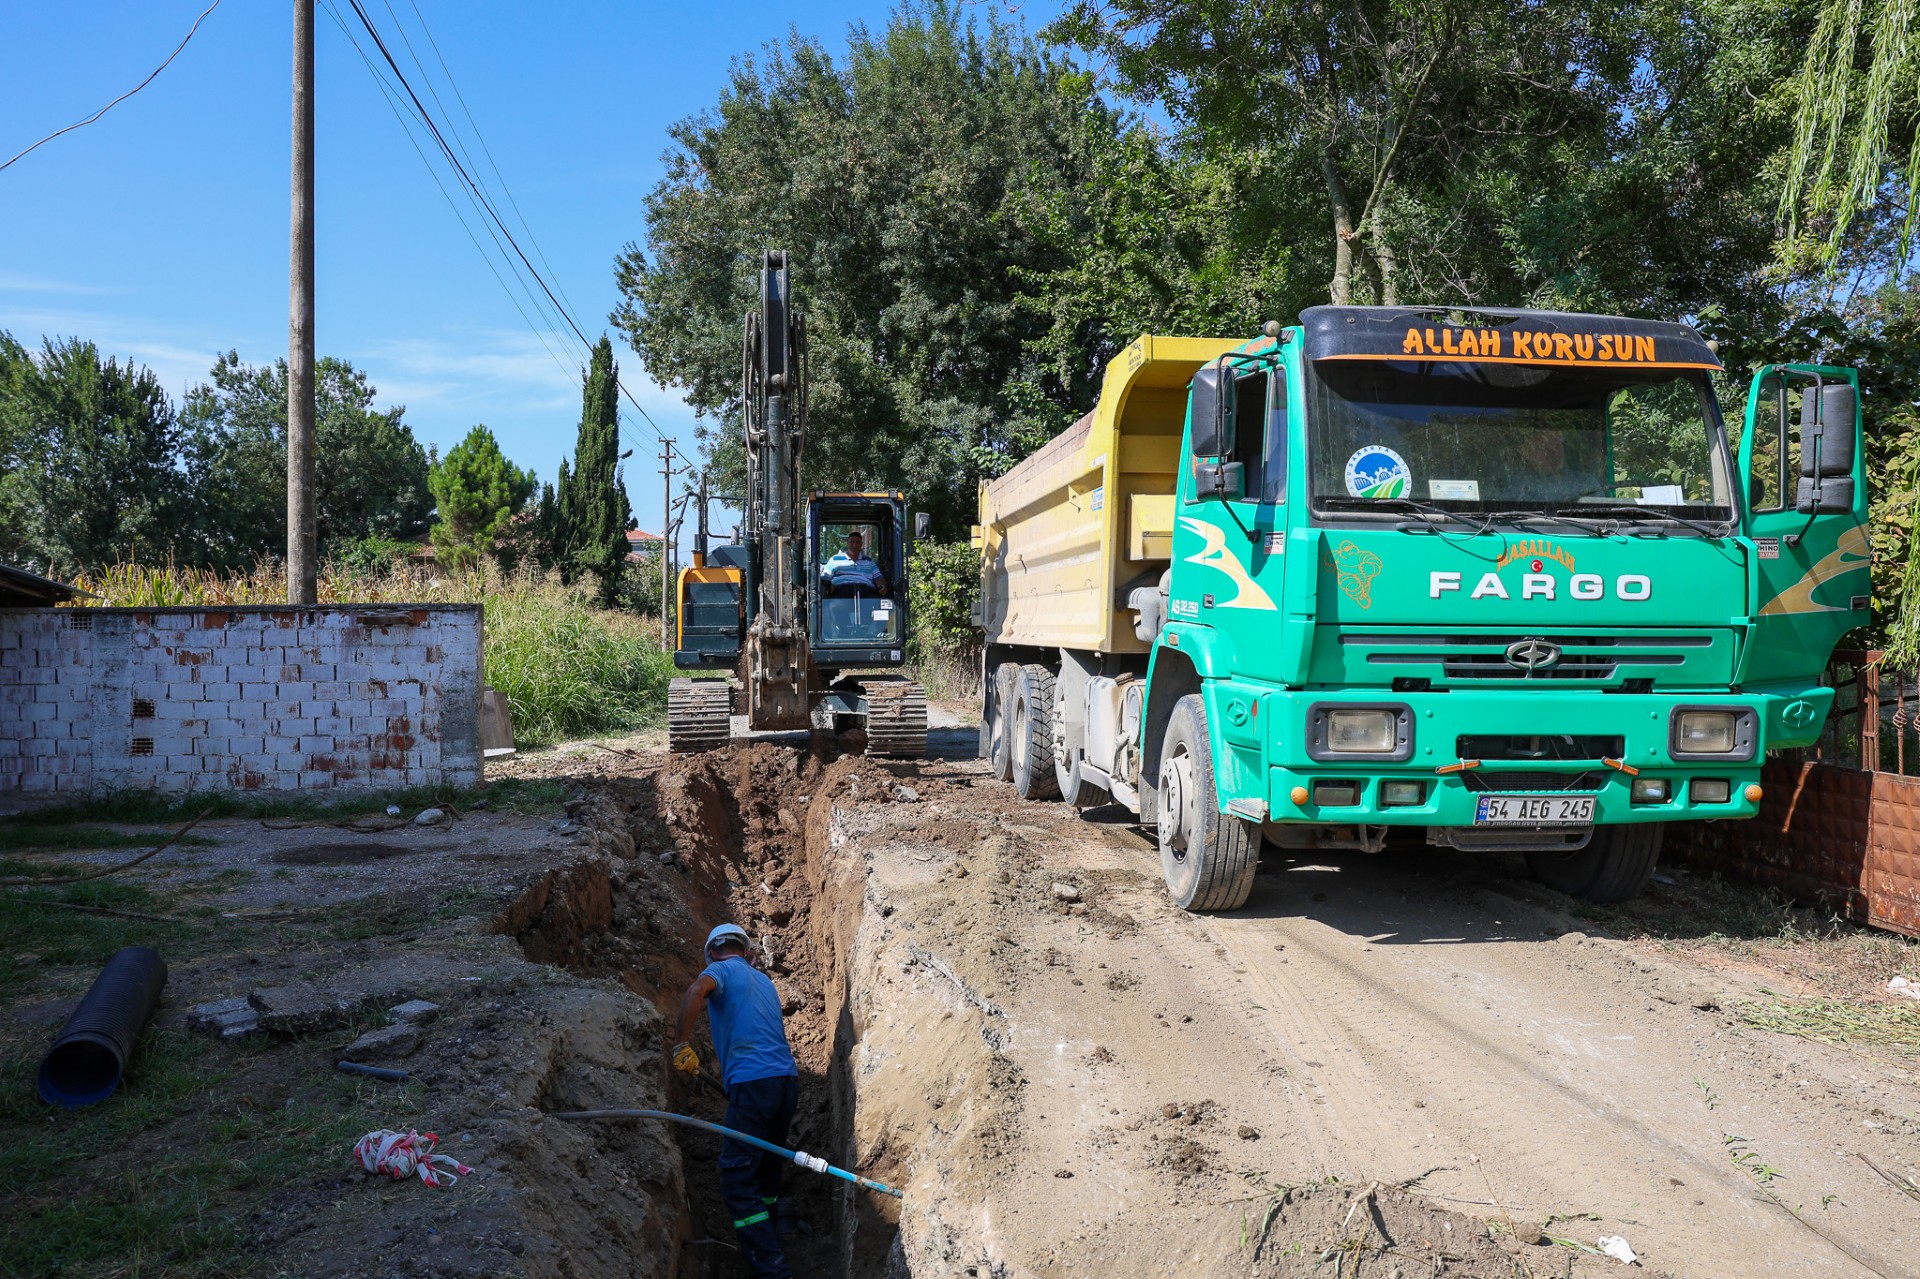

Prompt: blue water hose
xmin=550 ymin=1108 xmax=902 ymax=1198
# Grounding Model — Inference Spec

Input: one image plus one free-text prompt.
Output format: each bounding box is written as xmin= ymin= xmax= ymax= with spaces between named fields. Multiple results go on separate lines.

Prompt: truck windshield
xmin=1305 ymin=359 xmax=1732 ymax=519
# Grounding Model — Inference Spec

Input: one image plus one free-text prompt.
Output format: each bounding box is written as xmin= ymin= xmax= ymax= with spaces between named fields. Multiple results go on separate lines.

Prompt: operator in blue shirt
xmin=819 ymin=530 xmax=889 ymax=596
xmin=671 ymin=922 xmax=801 ymax=1278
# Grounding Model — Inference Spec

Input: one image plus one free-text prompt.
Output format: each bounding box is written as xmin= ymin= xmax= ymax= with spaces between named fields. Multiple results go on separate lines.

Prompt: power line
xmin=0 ymin=0 xmax=223 ymax=174
xmin=318 ymin=0 xmax=582 ymax=396
xmin=334 ymin=0 xmax=688 ymax=466
xmin=397 ymin=0 xmax=583 ymax=323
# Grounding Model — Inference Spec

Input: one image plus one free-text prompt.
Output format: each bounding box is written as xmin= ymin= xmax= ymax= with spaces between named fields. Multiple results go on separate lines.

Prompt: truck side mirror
xmin=1793 ymin=382 xmax=1859 ymax=513
xmin=1188 ymin=364 xmax=1233 ymax=458
xmin=913 ymin=511 xmax=932 ymax=541
xmin=1192 ymin=460 xmax=1245 ymax=501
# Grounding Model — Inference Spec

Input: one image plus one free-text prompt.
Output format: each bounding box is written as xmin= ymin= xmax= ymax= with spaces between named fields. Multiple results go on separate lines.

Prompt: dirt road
xmin=812 ymin=729 xmax=1920 ymax=1277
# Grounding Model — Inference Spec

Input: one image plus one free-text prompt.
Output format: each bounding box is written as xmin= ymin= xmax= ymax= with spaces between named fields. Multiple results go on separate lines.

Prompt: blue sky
xmin=0 ymin=0 xmax=1063 ymax=541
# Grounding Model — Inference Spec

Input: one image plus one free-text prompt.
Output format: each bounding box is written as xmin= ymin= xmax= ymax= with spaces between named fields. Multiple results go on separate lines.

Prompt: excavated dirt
xmin=495 ymin=736 xmax=921 ymax=1277
xmin=476 ymin=724 xmax=1920 ymax=1278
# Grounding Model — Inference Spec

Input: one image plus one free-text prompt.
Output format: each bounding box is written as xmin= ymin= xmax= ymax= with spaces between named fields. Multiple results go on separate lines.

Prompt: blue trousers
xmin=719 ymin=1074 xmax=799 ymax=1279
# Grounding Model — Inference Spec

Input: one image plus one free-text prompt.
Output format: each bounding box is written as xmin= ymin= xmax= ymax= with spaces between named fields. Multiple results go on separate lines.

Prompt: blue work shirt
xmin=821 ymin=551 xmax=885 ymax=591
xmin=702 ymin=956 xmax=798 ymax=1089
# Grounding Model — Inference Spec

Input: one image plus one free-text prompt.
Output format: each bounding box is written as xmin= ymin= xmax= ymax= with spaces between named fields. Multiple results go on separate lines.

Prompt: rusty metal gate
xmin=1667 ymin=652 xmax=1920 ymax=938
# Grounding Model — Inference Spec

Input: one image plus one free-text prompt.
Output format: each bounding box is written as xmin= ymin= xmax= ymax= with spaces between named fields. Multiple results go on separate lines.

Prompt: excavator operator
xmin=820 ymin=530 xmax=888 ymax=597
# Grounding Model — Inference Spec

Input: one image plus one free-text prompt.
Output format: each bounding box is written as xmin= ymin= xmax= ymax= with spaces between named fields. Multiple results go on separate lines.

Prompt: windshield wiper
xmin=1318 ymin=496 xmax=1494 ymax=534
xmin=1488 ymin=511 xmax=1616 ymax=536
xmin=1566 ymin=504 xmax=1733 ymax=539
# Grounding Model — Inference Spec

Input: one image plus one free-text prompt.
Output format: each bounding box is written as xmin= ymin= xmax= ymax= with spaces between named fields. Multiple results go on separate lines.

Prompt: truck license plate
xmin=1473 ymin=794 xmax=1595 ymax=825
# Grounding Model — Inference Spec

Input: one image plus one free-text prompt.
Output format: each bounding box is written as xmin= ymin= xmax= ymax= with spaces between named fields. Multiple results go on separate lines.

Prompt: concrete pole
xmin=661 ymin=443 xmax=673 ymax=648
xmin=287 ymin=0 xmax=317 ymax=604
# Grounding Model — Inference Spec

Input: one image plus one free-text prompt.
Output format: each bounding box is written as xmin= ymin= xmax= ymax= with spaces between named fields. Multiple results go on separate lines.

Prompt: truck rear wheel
xmin=1156 ymin=694 xmax=1259 ymax=911
xmin=1010 ymin=664 xmax=1061 ymax=801
xmin=983 ymin=663 xmax=1015 ymax=782
xmin=1526 ymin=823 xmax=1663 ymax=904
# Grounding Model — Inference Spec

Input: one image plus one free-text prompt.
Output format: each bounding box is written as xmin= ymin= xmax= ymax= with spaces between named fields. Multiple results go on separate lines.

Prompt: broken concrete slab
xmin=186 ymin=996 xmax=260 ymax=1040
xmin=342 ymin=1022 xmax=423 ymax=1062
xmin=389 ymin=999 xmax=442 ymax=1024
xmin=247 ymin=983 xmax=384 ymax=1036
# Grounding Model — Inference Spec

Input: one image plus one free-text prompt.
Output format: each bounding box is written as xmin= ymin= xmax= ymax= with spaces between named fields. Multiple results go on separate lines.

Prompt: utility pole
xmin=287 ymin=0 xmax=317 ymax=605
xmin=660 ymin=442 xmax=678 ymax=647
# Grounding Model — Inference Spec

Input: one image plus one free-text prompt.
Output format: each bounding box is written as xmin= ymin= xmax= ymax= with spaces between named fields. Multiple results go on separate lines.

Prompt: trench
xmin=496 ymin=737 xmax=907 ymax=1279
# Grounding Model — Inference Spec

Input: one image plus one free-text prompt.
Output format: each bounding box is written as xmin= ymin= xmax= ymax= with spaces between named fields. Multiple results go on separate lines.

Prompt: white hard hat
xmin=705 ymin=922 xmax=750 ymax=952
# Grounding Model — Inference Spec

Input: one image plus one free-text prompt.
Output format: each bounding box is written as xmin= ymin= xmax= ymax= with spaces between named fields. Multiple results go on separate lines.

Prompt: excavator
xmin=665 ymin=250 xmax=929 ymax=757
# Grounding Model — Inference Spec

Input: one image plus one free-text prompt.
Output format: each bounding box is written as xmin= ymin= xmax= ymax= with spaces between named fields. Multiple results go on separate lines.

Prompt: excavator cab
xmin=808 ymin=493 xmax=908 ymax=666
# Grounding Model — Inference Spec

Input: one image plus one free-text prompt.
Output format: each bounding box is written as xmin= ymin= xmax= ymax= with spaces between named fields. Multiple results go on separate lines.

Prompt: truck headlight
xmin=1307 ymin=703 xmax=1413 ymax=762
xmin=1669 ymin=707 xmax=1756 ymax=760
xmin=1327 ymin=710 xmax=1396 ymax=753
xmin=1676 ymin=712 xmax=1737 ymax=753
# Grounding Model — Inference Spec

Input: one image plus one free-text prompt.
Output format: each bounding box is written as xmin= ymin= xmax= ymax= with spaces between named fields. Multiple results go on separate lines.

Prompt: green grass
xmin=1737 ymin=991 xmax=1920 ymax=1056
xmin=0 ymin=879 xmax=240 ymax=1004
xmin=0 ymin=826 xmax=217 ymax=854
xmin=0 ymin=1026 xmax=427 ymax=1279
xmin=5 ymin=774 xmax=568 ymax=832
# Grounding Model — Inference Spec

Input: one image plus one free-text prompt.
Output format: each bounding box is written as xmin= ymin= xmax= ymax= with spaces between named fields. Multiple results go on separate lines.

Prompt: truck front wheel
xmin=1526 ymin=823 xmax=1663 ymax=904
xmin=1010 ymin=665 xmax=1061 ymax=801
xmin=1156 ymin=695 xmax=1259 ymax=911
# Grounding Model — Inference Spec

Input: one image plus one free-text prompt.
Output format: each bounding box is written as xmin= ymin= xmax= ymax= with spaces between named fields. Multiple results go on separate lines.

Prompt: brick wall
xmin=0 ymin=605 xmax=483 ymax=796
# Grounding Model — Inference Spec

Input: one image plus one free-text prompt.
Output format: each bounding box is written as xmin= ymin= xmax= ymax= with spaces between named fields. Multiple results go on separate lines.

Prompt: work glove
xmin=672 ymin=1042 xmax=700 ymax=1075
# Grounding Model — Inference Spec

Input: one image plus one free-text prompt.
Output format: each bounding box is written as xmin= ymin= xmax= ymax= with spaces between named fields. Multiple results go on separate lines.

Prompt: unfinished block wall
xmin=0 ymin=605 xmax=483 ymax=796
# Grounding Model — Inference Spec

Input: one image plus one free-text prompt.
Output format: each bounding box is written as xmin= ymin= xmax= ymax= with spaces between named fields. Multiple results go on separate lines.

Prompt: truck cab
xmin=978 ymin=307 xmax=1868 ymax=910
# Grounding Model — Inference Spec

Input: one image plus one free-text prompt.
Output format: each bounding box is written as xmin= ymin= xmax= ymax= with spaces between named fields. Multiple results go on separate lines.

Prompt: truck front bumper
xmin=1218 ymin=685 xmax=1833 ymax=828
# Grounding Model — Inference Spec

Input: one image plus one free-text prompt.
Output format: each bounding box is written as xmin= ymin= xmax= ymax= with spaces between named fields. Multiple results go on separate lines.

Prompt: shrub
xmin=908 ymin=539 xmax=981 ymax=659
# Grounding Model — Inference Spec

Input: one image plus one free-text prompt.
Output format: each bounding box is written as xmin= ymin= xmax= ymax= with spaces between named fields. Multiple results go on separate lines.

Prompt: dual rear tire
xmin=982 ymin=667 xmax=1257 ymax=912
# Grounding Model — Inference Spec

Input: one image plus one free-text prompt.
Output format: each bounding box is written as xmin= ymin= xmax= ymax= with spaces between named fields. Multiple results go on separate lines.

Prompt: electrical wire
xmin=0 ymin=0 xmax=223 ymax=174
xmin=334 ymin=0 xmax=687 ymax=467
xmin=398 ymin=0 xmax=582 ymax=323
xmin=317 ymin=0 xmax=581 ymax=393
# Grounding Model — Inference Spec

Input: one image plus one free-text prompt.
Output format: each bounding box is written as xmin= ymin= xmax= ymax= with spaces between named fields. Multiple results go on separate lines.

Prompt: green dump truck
xmin=975 ymin=307 xmax=1869 ymax=911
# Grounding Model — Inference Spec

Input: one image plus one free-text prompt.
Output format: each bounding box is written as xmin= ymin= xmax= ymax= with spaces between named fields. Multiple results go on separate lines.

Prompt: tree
xmin=1049 ymin=0 xmax=1804 ymax=331
xmin=614 ymin=1 xmax=1150 ymax=534
xmin=428 ymin=425 xmax=535 ymax=569
xmin=0 ymin=334 xmax=184 ymax=573
xmin=561 ymin=337 xmax=633 ymax=602
xmin=1781 ymin=0 xmax=1920 ymax=262
xmin=179 ymin=353 xmax=434 ymax=569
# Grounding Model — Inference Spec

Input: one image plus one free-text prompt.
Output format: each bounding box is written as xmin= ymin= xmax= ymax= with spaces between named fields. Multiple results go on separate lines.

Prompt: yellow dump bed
xmin=977 ymin=334 xmax=1241 ymax=654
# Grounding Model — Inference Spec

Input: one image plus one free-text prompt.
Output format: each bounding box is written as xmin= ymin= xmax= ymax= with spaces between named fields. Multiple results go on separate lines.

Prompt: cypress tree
xmin=565 ymin=337 xmax=631 ymax=603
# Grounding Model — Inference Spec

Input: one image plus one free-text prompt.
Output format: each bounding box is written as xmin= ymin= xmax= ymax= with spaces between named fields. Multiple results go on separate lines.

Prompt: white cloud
xmin=0 ymin=272 xmax=121 ymax=296
xmin=0 ymin=305 xmax=226 ymax=398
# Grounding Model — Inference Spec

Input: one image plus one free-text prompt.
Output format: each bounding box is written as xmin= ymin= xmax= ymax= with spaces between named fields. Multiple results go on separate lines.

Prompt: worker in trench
xmin=672 ymin=922 xmax=802 ymax=1278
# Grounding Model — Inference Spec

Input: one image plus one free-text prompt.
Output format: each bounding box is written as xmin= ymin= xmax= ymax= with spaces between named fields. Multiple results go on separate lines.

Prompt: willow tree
xmin=1782 ymin=0 xmax=1920 ymax=260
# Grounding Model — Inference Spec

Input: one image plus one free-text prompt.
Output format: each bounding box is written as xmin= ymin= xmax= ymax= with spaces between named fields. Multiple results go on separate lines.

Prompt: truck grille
xmin=1462 ymin=770 xmax=1607 ymax=793
xmin=1349 ymin=633 xmax=1708 ymax=681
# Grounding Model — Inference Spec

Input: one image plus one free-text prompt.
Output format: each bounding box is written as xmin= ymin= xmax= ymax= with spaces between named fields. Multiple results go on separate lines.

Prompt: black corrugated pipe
xmin=37 ymin=946 xmax=168 ymax=1108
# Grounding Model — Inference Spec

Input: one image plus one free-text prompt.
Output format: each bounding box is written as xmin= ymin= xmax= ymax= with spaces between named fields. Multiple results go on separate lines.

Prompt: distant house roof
xmin=0 ymin=562 xmax=82 ymax=607
xmin=625 ymin=529 xmax=664 ymax=562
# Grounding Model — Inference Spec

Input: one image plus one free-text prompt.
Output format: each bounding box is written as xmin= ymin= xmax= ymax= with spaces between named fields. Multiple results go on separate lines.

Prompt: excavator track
xmin=864 ymin=679 xmax=928 ymax=758
xmin=667 ymin=678 xmax=732 ymax=754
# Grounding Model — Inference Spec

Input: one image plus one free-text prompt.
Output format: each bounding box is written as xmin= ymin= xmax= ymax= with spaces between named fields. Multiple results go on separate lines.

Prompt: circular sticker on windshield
xmin=1344 ymin=446 xmax=1411 ymax=499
